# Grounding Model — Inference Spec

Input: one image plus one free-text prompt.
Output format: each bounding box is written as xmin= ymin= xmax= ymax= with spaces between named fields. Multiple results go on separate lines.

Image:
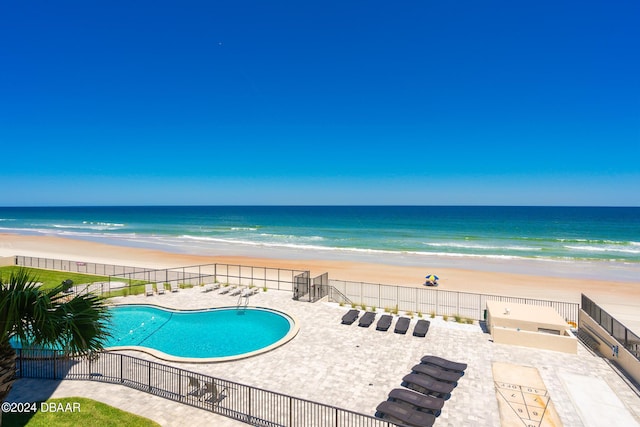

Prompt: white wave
xmin=52 ymin=222 xmax=124 ymax=231
xmin=230 ymin=227 xmax=258 ymax=231
xmin=424 ymin=242 xmax=540 ymax=251
xmin=82 ymin=221 xmax=125 ymax=227
xmin=257 ymin=233 xmax=325 ymax=241
xmin=563 ymin=245 xmax=640 ymax=255
xmin=175 ymin=234 xmax=537 ymax=260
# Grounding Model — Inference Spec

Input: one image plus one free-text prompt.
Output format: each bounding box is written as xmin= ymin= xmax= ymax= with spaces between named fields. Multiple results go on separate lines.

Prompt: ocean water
xmin=1 ymin=206 xmax=639 ymax=281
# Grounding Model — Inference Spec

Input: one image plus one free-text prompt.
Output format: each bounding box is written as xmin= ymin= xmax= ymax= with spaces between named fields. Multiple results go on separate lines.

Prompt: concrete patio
xmin=8 ymin=285 xmax=640 ymax=426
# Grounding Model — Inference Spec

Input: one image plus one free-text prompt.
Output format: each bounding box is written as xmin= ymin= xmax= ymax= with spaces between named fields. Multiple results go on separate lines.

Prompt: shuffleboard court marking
xmin=493 ymin=362 xmax=563 ymax=427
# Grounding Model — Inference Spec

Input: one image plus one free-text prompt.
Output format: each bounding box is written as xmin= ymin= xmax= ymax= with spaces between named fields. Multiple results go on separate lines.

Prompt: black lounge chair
xmin=420 ymin=355 xmax=467 ymax=373
xmin=412 ymin=363 xmax=462 ymax=383
xmin=375 ymin=401 xmax=436 ymax=427
xmin=358 ymin=311 xmax=376 ymax=328
xmin=341 ymin=309 xmax=359 ymax=325
xmin=413 ymin=319 xmax=430 ymax=337
xmin=394 ymin=317 xmax=410 ymax=334
xmin=401 ymin=374 xmax=455 ymax=398
xmin=376 ymin=314 xmax=392 ymax=331
xmin=388 ymin=388 xmax=444 ymax=415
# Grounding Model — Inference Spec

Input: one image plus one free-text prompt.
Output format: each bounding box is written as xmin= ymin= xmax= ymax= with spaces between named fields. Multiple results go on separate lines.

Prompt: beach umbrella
xmin=425 ymin=274 xmax=439 ymax=282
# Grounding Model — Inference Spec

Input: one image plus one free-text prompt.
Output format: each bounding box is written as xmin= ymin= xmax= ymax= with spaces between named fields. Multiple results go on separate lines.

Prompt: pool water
xmin=106 ymin=305 xmax=293 ymax=359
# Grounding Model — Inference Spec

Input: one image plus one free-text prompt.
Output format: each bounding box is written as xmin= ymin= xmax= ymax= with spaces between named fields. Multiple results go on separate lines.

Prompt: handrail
xmin=16 ymin=349 xmax=398 ymax=427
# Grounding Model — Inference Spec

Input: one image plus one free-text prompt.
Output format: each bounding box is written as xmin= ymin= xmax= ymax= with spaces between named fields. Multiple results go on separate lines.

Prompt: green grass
xmin=104 ymin=284 xmax=147 ymax=298
xmin=3 ymin=397 xmax=161 ymax=427
xmin=0 ymin=266 xmax=146 ymax=296
xmin=0 ymin=266 xmax=113 ymax=290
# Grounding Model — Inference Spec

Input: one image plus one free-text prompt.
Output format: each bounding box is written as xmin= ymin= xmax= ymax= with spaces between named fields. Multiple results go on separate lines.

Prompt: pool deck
xmin=8 ymin=285 xmax=640 ymax=426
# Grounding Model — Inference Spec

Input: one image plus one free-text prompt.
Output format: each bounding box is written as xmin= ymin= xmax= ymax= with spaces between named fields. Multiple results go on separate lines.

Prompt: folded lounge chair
xmin=156 ymin=283 xmax=165 ymax=295
xmin=412 ymin=363 xmax=462 ymax=383
xmin=202 ymin=380 xmax=228 ymax=405
xmin=376 ymin=314 xmax=393 ymax=331
xmin=375 ymin=401 xmax=436 ymax=427
xmin=170 ymin=282 xmax=179 ymax=292
xmin=387 ymin=388 xmax=444 ymax=415
xmin=145 ymin=283 xmax=154 ymax=296
xmin=401 ymin=373 xmax=455 ymax=398
xmin=341 ymin=309 xmax=359 ymax=325
xmin=187 ymin=376 xmax=205 ymax=398
xmin=358 ymin=312 xmax=376 ymax=328
xmin=394 ymin=317 xmax=410 ymax=334
xmin=413 ymin=319 xmax=430 ymax=337
xmin=420 ymin=355 xmax=467 ymax=373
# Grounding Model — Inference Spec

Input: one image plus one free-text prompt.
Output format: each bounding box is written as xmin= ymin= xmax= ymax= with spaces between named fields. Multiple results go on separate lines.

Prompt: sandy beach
xmin=2 ymin=233 xmax=640 ymax=308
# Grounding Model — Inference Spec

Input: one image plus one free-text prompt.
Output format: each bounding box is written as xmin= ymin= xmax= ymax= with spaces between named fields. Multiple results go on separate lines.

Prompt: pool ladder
xmin=236 ymin=291 xmax=250 ymax=310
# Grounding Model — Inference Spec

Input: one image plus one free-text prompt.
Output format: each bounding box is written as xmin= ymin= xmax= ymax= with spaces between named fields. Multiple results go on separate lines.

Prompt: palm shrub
xmin=0 ymin=268 xmax=111 ymax=420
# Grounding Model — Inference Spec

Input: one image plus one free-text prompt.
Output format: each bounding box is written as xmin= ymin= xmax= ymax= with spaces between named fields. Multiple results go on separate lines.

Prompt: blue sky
xmin=1 ymin=1 xmax=638 ymax=206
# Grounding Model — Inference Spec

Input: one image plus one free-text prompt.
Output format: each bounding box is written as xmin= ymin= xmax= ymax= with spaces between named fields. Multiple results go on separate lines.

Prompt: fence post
xmin=248 ymin=387 xmax=252 ymax=423
xmin=148 ymin=361 xmax=152 ymax=392
xmin=120 ymin=354 xmax=123 ymax=383
xmin=625 ymin=328 xmax=628 ymax=349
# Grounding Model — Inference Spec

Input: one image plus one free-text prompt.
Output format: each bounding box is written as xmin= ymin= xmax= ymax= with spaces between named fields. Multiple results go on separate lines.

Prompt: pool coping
xmin=105 ymin=303 xmax=300 ymax=363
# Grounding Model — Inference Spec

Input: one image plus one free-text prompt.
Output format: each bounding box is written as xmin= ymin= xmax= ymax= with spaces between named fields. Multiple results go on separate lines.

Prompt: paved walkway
xmin=8 ymin=286 xmax=640 ymax=426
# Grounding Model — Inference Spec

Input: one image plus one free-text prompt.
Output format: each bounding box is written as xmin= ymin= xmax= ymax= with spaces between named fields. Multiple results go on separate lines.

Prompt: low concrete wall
xmin=579 ymin=309 xmax=640 ymax=384
xmin=0 ymin=256 xmax=16 ymax=267
xmin=491 ymin=326 xmax=577 ymax=354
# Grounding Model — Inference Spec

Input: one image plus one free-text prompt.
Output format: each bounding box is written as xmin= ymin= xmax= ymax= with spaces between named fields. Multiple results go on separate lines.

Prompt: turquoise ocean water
xmin=1 ymin=206 xmax=639 ymax=281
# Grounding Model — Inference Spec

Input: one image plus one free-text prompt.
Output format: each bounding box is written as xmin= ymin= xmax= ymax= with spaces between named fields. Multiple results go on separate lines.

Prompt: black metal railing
xmin=15 ymin=255 xmax=579 ymax=322
xmin=16 ymin=349 xmax=400 ymax=427
xmin=581 ymin=294 xmax=640 ymax=361
xmin=15 ymin=256 xmax=309 ymax=296
xmin=329 ymin=279 xmax=580 ymax=322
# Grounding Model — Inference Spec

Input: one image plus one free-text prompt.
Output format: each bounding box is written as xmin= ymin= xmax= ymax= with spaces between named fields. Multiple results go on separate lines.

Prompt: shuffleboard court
xmin=492 ymin=362 xmax=563 ymax=427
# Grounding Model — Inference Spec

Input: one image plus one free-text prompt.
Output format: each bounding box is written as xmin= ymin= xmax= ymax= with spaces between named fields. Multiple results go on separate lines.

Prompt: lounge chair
xmin=156 ymin=283 xmax=165 ymax=295
xmin=387 ymin=388 xmax=444 ymax=415
xmin=375 ymin=401 xmax=436 ymax=427
xmin=145 ymin=283 xmax=154 ymax=296
xmin=240 ymin=287 xmax=259 ymax=297
xmin=219 ymin=285 xmax=235 ymax=295
xmin=358 ymin=312 xmax=376 ymax=328
xmin=376 ymin=314 xmax=393 ymax=331
xmin=401 ymin=373 xmax=455 ymax=398
xmin=420 ymin=355 xmax=467 ymax=373
xmin=202 ymin=380 xmax=228 ymax=405
xmin=341 ymin=309 xmax=359 ymax=325
xmin=230 ymin=287 xmax=243 ymax=296
xmin=413 ymin=320 xmax=430 ymax=337
xmin=394 ymin=317 xmax=410 ymax=334
xmin=170 ymin=282 xmax=179 ymax=292
xmin=187 ymin=376 xmax=205 ymax=398
xmin=412 ymin=363 xmax=462 ymax=383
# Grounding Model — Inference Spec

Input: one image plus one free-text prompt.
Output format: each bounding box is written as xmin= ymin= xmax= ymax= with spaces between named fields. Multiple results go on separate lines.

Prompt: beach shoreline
xmin=2 ymin=233 xmax=640 ymax=308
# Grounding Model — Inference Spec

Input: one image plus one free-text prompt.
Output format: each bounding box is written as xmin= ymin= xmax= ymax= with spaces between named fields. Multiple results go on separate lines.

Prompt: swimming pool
xmin=105 ymin=305 xmax=298 ymax=362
